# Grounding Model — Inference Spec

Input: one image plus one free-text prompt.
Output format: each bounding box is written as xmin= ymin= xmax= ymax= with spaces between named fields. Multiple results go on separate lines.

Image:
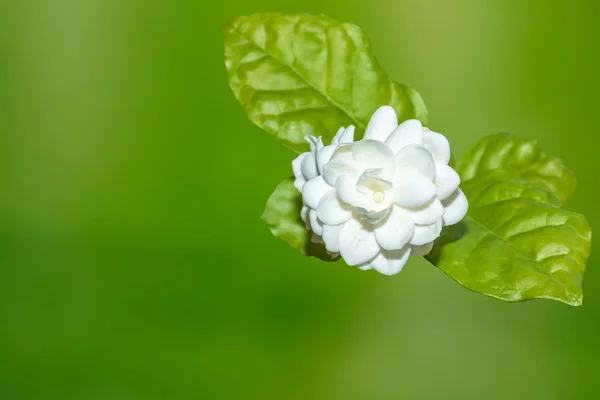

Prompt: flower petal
xmin=301 ymin=153 xmax=318 ymax=181
xmin=305 ymin=135 xmax=323 ymax=154
xmin=323 ymin=145 xmax=360 ymax=186
xmin=309 ymin=209 xmax=323 ymax=236
xmin=395 ymin=144 xmax=436 ymax=180
xmin=410 ymin=218 xmax=443 ymax=246
xmin=301 ymin=205 xmax=310 ymax=227
xmin=317 ymin=191 xmax=353 ymax=225
xmin=435 ymin=163 xmax=461 ymax=200
xmin=358 ymin=263 xmax=373 ymax=271
xmin=385 ymin=119 xmax=423 ymax=153
xmin=336 ymin=174 xmax=367 ymax=207
xmin=331 ymin=127 xmax=346 ymax=145
xmin=303 ymin=176 xmax=334 ymax=209
xmin=411 ymin=242 xmax=434 ymax=256
xmin=369 ymin=246 xmax=411 ymax=275
xmin=317 ymin=145 xmax=336 ymax=175
xmin=293 ymin=176 xmax=307 ymax=193
xmin=404 ymin=198 xmax=444 ymax=225
xmin=393 ymin=173 xmax=436 ymax=208
xmin=423 ymin=130 xmax=451 ymax=165
xmin=442 ymin=188 xmax=468 ymax=226
xmin=363 ymin=106 xmax=398 ymax=142
xmin=338 ymin=126 xmax=355 ymax=144
xmin=352 ymin=140 xmax=396 ymax=179
xmin=322 ymin=224 xmax=342 ymax=253
xmin=292 ymin=153 xmax=309 ymax=191
xmin=374 ymin=206 xmax=414 ymax=251
xmin=292 ymin=152 xmax=308 ymax=179
xmin=339 ymin=219 xmax=380 ymax=266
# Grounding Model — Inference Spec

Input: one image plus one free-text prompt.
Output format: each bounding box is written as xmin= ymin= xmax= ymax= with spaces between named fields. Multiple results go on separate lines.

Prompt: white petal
xmin=293 ymin=176 xmax=306 ymax=193
xmin=292 ymin=153 xmax=309 ymax=191
xmin=358 ymin=263 xmax=373 ymax=271
xmin=301 ymin=153 xmax=318 ymax=181
xmin=331 ymin=127 xmax=346 ymax=145
xmin=374 ymin=206 xmax=414 ymax=250
xmin=317 ymin=191 xmax=353 ymax=225
xmin=309 ymin=209 xmax=323 ymax=236
xmin=339 ymin=219 xmax=380 ymax=266
xmin=339 ymin=126 xmax=355 ymax=144
xmin=395 ymin=144 xmax=436 ymax=180
xmin=353 ymin=140 xmax=396 ymax=180
xmin=322 ymin=224 xmax=342 ymax=253
xmin=410 ymin=218 xmax=442 ymax=246
xmin=404 ymin=198 xmax=444 ymax=225
xmin=305 ymin=135 xmax=323 ymax=154
xmin=317 ymin=145 xmax=336 ymax=175
xmin=385 ymin=119 xmax=423 ymax=153
xmin=364 ymin=106 xmax=398 ymax=142
xmin=435 ymin=163 xmax=461 ymax=200
xmin=411 ymin=242 xmax=434 ymax=256
xmin=369 ymin=246 xmax=411 ymax=275
xmin=323 ymin=145 xmax=359 ymax=186
xmin=301 ymin=205 xmax=310 ymax=226
xmin=393 ymin=173 xmax=436 ymax=208
xmin=292 ymin=152 xmax=308 ymax=179
xmin=442 ymin=188 xmax=468 ymax=226
xmin=336 ymin=174 xmax=367 ymax=207
xmin=423 ymin=130 xmax=451 ymax=165
xmin=303 ymin=176 xmax=334 ymax=209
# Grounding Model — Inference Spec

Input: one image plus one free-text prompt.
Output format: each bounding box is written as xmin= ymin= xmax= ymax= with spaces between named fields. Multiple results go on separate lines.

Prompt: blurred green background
xmin=0 ymin=0 xmax=598 ymax=399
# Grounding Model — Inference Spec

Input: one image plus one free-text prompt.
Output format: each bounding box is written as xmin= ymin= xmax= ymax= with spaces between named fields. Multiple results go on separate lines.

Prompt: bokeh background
xmin=0 ymin=0 xmax=598 ymax=399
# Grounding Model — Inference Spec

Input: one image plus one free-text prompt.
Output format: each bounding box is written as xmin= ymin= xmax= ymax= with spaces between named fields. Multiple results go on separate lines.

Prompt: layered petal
xmin=309 ymin=209 xmax=323 ymax=236
xmin=374 ymin=206 xmax=414 ymax=251
xmin=442 ymin=188 xmax=468 ymax=226
xmin=410 ymin=218 xmax=443 ymax=246
xmin=303 ymin=176 xmax=333 ymax=209
xmin=338 ymin=126 xmax=355 ymax=144
xmin=434 ymin=163 xmax=460 ymax=200
xmin=423 ymin=130 xmax=451 ymax=165
xmin=352 ymin=140 xmax=396 ymax=180
xmin=411 ymin=242 xmax=434 ymax=256
xmin=316 ymin=145 xmax=336 ymax=174
xmin=385 ymin=119 xmax=423 ymax=153
xmin=317 ymin=191 xmax=353 ymax=225
xmin=338 ymin=219 xmax=379 ymax=266
xmin=301 ymin=205 xmax=310 ymax=227
xmin=323 ymin=145 xmax=360 ymax=186
xmin=393 ymin=173 xmax=436 ymax=208
xmin=292 ymin=152 xmax=310 ymax=191
xmin=395 ymin=144 xmax=436 ymax=180
xmin=363 ymin=106 xmax=398 ymax=142
xmin=368 ymin=246 xmax=411 ymax=275
xmin=332 ymin=126 xmax=355 ymax=145
xmin=322 ymin=224 xmax=342 ymax=253
xmin=336 ymin=174 xmax=368 ymax=208
xmin=404 ymin=198 xmax=444 ymax=225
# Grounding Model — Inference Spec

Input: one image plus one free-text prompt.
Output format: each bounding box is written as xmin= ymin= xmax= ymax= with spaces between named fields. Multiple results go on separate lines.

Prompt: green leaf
xmin=224 ymin=13 xmax=428 ymax=153
xmin=455 ymin=133 xmax=577 ymax=205
xmin=427 ymin=134 xmax=591 ymax=306
xmin=262 ymin=178 xmax=337 ymax=261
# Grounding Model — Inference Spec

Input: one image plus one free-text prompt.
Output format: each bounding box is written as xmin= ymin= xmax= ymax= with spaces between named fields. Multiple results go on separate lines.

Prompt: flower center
xmin=372 ymin=191 xmax=386 ymax=203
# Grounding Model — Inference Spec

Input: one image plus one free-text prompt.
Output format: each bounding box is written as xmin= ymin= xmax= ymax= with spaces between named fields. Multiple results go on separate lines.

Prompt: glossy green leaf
xmin=224 ymin=13 xmax=428 ymax=152
xmin=455 ymin=133 xmax=577 ymax=205
xmin=427 ymin=134 xmax=591 ymax=306
xmin=262 ymin=178 xmax=336 ymax=261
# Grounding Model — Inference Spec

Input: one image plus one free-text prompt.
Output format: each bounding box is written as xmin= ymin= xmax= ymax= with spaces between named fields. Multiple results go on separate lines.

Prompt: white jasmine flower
xmin=293 ymin=106 xmax=468 ymax=275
